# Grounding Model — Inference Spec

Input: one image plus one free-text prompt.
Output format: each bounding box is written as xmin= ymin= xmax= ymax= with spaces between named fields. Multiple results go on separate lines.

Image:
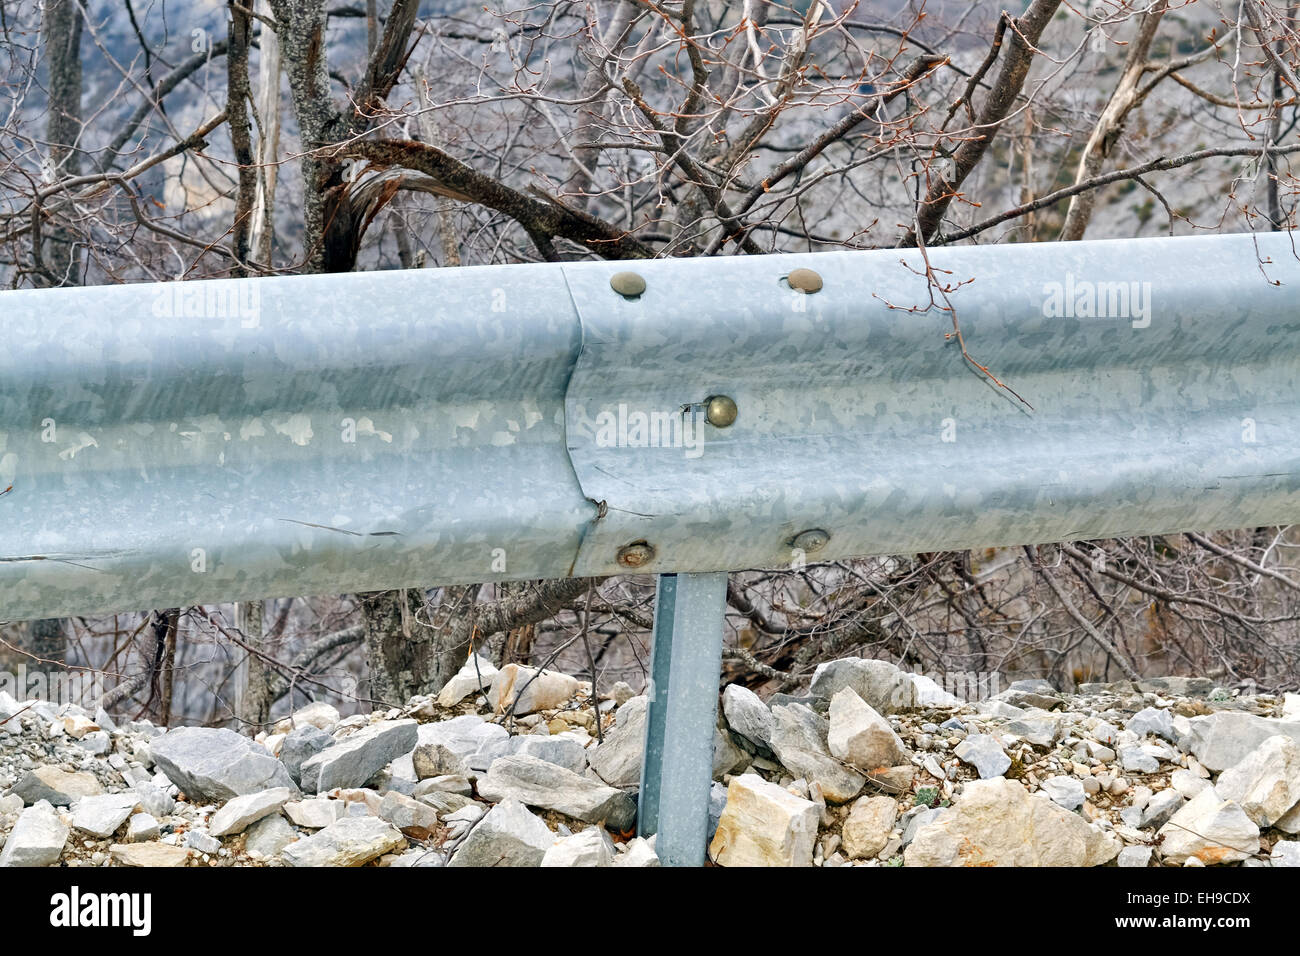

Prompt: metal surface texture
xmin=2 ymin=231 xmax=1299 ymax=618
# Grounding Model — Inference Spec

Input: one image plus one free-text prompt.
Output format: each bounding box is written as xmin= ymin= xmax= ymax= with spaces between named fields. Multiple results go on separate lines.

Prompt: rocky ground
xmin=2 ymin=655 xmax=1299 ymax=867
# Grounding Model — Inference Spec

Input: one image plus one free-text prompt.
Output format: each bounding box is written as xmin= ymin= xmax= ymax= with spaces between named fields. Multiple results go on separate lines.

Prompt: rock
xmin=110 ymin=842 xmax=191 ymax=867
xmin=436 ymin=656 xmax=499 ymax=707
xmin=902 ymin=807 xmax=945 ymax=846
xmin=1170 ymin=769 xmax=1211 ymax=799
xmin=1090 ymin=720 xmax=1120 ymax=744
xmin=9 ymin=766 xmax=103 ymax=806
xmin=1140 ymin=789 xmax=1184 ymax=829
xmin=415 ymin=774 xmax=472 ymax=797
xmin=280 ymin=726 xmax=334 ymax=787
xmin=1214 ymin=735 xmax=1300 ymax=827
xmin=284 ymin=798 xmax=346 ymax=829
xmin=1184 ymin=712 xmax=1300 ymax=772
xmin=416 ymin=715 xmax=509 ymax=764
xmin=132 ymin=780 xmax=175 ymax=818
xmin=1118 ymin=846 xmax=1153 ymax=867
xmin=610 ymin=682 xmax=636 ymax=706
xmin=292 ymin=701 xmax=341 ymax=731
xmin=809 ymin=658 xmax=915 ymax=714
xmin=722 ymin=684 xmax=775 ymax=752
xmin=1040 ymin=776 xmax=1085 ymax=811
xmin=480 ymin=734 xmax=588 ymax=775
xmin=827 ymin=688 xmax=908 ymax=772
xmin=70 ymin=793 xmax=140 ymax=838
xmin=487 ymin=663 xmax=580 ymax=715
xmin=1003 ymin=712 xmax=1062 ymax=746
xmin=151 ymin=727 xmax=295 ymax=801
xmin=904 ymin=778 xmax=1120 ymax=867
xmin=282 ymin=816 xmax=406 ymax=867
xmin=378 ymin=791 xmax=440 ymax=831
xmin=708 ymin=774 xmax=819 ymax=867
xmin=768 ymin=703 xmax=865 ymax=803
xmin=244 ymin=813 xmax=297 ymax=859
xmin=614 ymin=836 xmax=661 ymax=867
xmin=1271 ymin=841 xmax=1300 ymax=867
xmin=209 ymin=787 xmax=292 ymax=837
xmin=909 ymin=673 xmax=961 ymax=707
xmin=477 ymin=754 xmax=635 ymax=830
xmin=587 ymin=696 xmax=647 ymax=788
xmin=448 ymin=798 xmax=554 ymax=867
xmin=300 ymin=719 xmax=418 ymax=793
xmin=1119 ymin=746 xmax=1160 ymax=774
xmin=183 ymin=830 xmax=220 ymax=854
xmin=1137 ymin=677 xmax=1215 ymax=698
xmin=125 ymin=814 xmax=160 ymax=843
xmin=954 ymin=734 xmax=1011 ymax=779
xmin=1127 ymin=707 xmax=1179 ymax=743
xmin=1157 ymin=788 xmax=1259 ymax=864
xmin=841 ymin=795 xmax=898 ymax=860
xmin=996 ymin=690 xmax=1061 ymax=711
xmin=0 ymin=801 xmax=69 ymax=866
xmin=541 ymin=827 xmax=615 ymax=867
xmin=412 ymin=743 xmax=468 ymax=780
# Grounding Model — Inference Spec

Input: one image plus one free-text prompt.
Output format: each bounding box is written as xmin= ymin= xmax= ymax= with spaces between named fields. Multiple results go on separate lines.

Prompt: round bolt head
xmin=705 ymin=395 xmax=738 ymax=428
xmin=786 ymin=268 xmax=823 ymax=294
xmin=610 ymin=271 xmax=647 ymax=298
xmin=616 ymin=541 xmax=655 ymax=568
xmin=791 ymin=528 xmax=830 ymax=553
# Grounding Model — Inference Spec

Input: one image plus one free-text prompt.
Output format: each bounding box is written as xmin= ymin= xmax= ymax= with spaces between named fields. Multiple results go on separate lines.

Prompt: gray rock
xmin=1271 ymin=841 xmax=1300 ymax=867
xmin=447 ymin=798 xmax=553 ymax=867
xmin=125 ymin=814 xmax=159 ymax=842
xmin=9 ymin=766 xmax=103 ymax=806
xmin=708 ymin=780 xmax=728 ymax=842
xmin=284 ymin=798 xmax=345 ymax=829
xmin=151 ymin=727 xmax=294 ymax=802
xmin=722 ymin=684 xmax=775 ymax=752
xmin=587 ymin=696 xmax=648 ymax=788
xmin=1157 ymin=788 xmax=1259 ymax=864
xmin=477 ymin=754 xmax=635 ymax=830
xmin=435 ymin=656 xmax=499 ymax=708
xmin=414 ymin=774 xmax=472 ymax=797
xmin=613 ymin=836 xmax=661 ymax=867
xmin=826 ymin=688 xmax=909 ymax=771
xmin=1119 ymin=746 xmax=1160 ymax=774
xmin=480 ymin=734 xmax=588 ymax=775
xmin=768 ymin=703 xmax=865 ymax=803
xmin=280 ymin=725 xmax=334 ymax=787
xmin=244 ymin=813 xmax=296 ymax=859
xmin=1137 ymin=677 xmax=1215 ymax=698
xmin=184 ymin=830 xmax=222 ymax=854
xmin=1039 ymin=776 xmax=1085 ymax=811
xmin=541 ymin=827 xmax=615 ymax=866
xmin=1214 ymin=734 xmax=1300 ymax=827
xmin=281 ymin=816 xmax=406 ymax=867
xmin=902 ymin=807 xmax=945 ymax=846
xmin=1139 ymin=789 xmax=1184 ymax=829
xmin=378 ymin=791 xmax=440 ymax=831
xmin=1117 ymin=845 xmax=1153 ymax=867
xmin=412 ymin=743 xmax=468 ymax=780
xmin=1008 ymin=679 xmax=1057 ymax=695
xmin=0 ymin=801 xmax=69 ymax=866
xmin=1003 ymin=712 xmax=1063 ymax=747
xmin=300 ymin=719 xmax=418 ymax=793
xmin=1127 ymin=707 xmax=1179 ymax=743
xmin=70 ymin=793 xmax=140 ymax=838
xmin=131 ymin=780 xmax=175 ymax=818
xmin=209 ymin=787 xmax=292 ymax=837
xmin=809 ymin=658 xmax=916 ymax=714
xmin=416 ymin=715 xmax=509 ymax=763
xmin=955 ymin=734 xmax=1011 ymax=779
xmin=1184 ymin=713 xmax=1300 ymax=772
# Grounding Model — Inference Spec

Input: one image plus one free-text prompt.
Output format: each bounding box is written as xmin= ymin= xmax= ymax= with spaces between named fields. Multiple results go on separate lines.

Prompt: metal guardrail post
xmin=637 ymin=571 xmax=728 ymax=866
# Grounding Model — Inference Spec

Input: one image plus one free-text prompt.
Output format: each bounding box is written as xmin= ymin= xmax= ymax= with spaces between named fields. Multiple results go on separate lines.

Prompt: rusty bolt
xmin=617 ymin=540 xmax=656 ymax=568
xmin=791 ymin=528 xmax=830 ymax=553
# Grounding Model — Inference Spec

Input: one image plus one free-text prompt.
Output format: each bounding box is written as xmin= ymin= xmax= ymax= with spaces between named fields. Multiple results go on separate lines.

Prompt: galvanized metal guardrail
xmin=2 ymin=231 xmax=1299 ymax=864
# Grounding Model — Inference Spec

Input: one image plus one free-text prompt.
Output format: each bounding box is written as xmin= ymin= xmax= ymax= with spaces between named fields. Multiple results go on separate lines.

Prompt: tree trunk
xmin=37 ymin=0 xmax=83 ymax=285
xmin=236 ymin=600 xmax=273 ymax=733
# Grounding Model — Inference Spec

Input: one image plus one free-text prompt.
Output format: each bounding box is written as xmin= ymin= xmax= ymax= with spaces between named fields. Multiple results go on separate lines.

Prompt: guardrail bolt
xmin=617 ymin=541 xmax=656 ymax=568
xmin=610 ymin=271 xmax=647 ymax=298
xmin=786 ymin=268 xmax=823 ymax=294
xmin=705 ymin=395 xmax=738 ymax=428
xmin=791 ymin=528 xmax=830 ymax=553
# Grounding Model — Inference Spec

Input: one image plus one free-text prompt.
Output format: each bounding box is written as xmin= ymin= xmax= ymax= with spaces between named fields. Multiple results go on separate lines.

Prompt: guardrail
xmin=3 ymin=231 xmax=1299 ymax=863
